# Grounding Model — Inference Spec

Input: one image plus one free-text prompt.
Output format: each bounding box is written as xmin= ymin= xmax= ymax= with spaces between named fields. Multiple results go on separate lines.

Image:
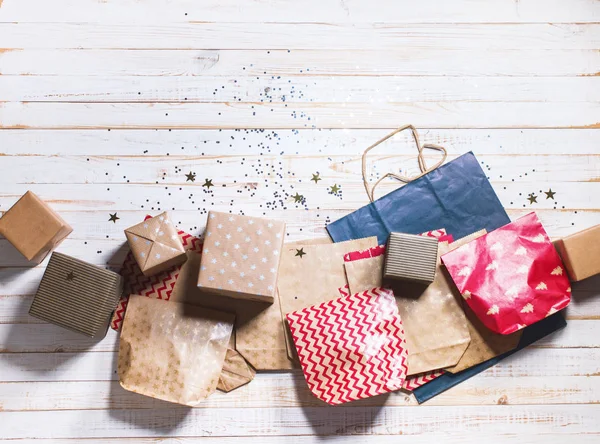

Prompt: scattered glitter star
xmin=66 ymin=271 xmax=75 ymax=281
xmin=545 ymin=189 xmax=556 ymax=200
xmin=527 ymin=193 xmax=538 ymax=204
xmin=330 ymin=184 xmax=341 ymax=194
xmin=185 ymin=172 xmax=196 ymax=182
xmin=203 ymin=178 xmax=214 ymax=188
xmin=311 ymin=173 xmax=322 ymax=184
xmin=108 ymin=213 xmax=120 ymax=223
xmin=292 ymin=192 xmax=304 ymax=203
xmin=295 ymin=248 xmax=306 ymax=258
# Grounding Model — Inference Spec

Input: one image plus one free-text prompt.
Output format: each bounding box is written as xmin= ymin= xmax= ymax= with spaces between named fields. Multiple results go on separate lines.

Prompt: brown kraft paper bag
xmin=118 ymin=295 xmax=234 ymax=406
xmin=344 ymin=241 xmax=472 ymax=376
xmin=278 ymin=237 xmax=379 ymax=360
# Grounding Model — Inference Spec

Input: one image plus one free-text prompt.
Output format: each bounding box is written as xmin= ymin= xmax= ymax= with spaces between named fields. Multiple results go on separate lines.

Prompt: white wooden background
xmin=1 ymin=0 xmax=599 ymax=442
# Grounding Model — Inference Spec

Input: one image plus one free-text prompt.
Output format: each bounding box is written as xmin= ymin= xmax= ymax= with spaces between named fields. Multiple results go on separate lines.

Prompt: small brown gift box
xmin=0 ymin=191 xmax=72 ymax=263
xmin=197 ymin=211 xmax=286 ymax=303
xmin=383 ymin=232 xmax=438 ymax=284
xmin=124 ymin=212 xmax=187 ymax=276
xmin=555 ymin=224 xmax=600 ymax=282
xmin=29 ymin=252 xmax=123 ymax=338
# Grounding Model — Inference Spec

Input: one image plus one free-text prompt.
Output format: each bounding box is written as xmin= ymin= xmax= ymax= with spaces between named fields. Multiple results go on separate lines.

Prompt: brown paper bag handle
xmin=362 ymin=124 xmax=447 ymax=202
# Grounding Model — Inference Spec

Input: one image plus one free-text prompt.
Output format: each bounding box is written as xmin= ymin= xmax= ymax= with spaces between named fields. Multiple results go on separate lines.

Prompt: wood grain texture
xmin=2 ymin=405 xmax=600 ymax=439
xmin=2 ymin=101 xmax=599 ymax=129
xmin=0 ymin=0 xmax=599 ymax=441
xmin=2 ymin=23 xmax=598 ymax=50
xmin=2 ymin=49 xmax=599 ymax=77
xmin=1 ymin=0 xmax=599 ymax=23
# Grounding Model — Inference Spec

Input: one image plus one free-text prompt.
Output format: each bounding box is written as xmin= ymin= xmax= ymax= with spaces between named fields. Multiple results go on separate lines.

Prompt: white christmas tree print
xmin=550 ymin=266 xmax=563 ymax=276
xmin=536 ymin=282 xmax=548 ymax=290
xmin=520 ymin=303 xmax=534 ymax=313
xmin=485 ymin=261 xmax=498 ymax=271
xmin=546 ymin=307 xmax=558 ymax=317
xmin=505 ymin=286 xmax=519 ymax=297
xmin=490 ymin=242 xmax=504 ymax=252
xmin=515 ymin=246 xmax=527 ymax=256
xmin=517 ymin=265 xmax=529 ymax=274
xmin=532 ymin=234 xmax=545 ymax=243
xmin=487 ymin=305 xmax=500 ymax=315
xmin=458 ymin=266 xmax=472 ymax=277
xmin=567 ymin=287 xmax=571 ymax=293
xmin=462 ymin=290 xmax=471 ymax=300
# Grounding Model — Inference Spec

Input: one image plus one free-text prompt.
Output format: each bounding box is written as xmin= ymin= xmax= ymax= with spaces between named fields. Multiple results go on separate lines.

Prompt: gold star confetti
xmin=185 ymin=172 xmax=196 ymax=182
xmin=109 ymin=213 xmax=120 ymax=223
xmin=295 ymin=248 xmax=306 ymax=258
xmin=311 ymin=173 xmax=322 ymax=184
xmin=527 ymin=193 xmax=538 ymax=204
xmin=292 ymin=192 xmax=304 ymax=203
xmin=66 ymin=271 xmax=75 ymax=281
xmin=202 ymin=178 xmax=214 ymax=188
xmin=330 ymin=184 xmax=341 ymax=194
xmin=545 ymin=189 xmax=556 ymax=200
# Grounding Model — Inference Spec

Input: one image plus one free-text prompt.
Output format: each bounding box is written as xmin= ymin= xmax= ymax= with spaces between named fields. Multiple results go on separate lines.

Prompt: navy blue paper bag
xmin=327 ymin=151 xmax=510 ymax=245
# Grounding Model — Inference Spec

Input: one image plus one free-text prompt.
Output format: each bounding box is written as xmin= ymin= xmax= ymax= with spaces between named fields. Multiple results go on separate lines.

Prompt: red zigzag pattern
xmin=287 ymin=287 xmax=408 ymax=405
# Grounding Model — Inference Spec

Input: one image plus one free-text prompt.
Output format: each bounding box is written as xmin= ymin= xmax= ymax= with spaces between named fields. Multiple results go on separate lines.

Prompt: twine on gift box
xmin=362 ymin=124 xmax=447 ymax=202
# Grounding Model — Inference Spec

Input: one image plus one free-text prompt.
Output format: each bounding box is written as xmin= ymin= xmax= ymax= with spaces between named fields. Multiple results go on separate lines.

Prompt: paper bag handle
xmin=362 ymin=124 xmax=447 ymax=202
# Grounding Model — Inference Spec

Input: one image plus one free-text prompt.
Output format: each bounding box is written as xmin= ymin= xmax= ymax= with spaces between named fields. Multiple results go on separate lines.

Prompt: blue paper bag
xmin=327 ymin=151 xmax=510 ymax=245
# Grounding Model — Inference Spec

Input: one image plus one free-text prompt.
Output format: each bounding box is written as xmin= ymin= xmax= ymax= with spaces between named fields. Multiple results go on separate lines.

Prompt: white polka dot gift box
xmin=441 ymin=212 xmax=571 ymax=335
xmin=124 ymin=212 xmax=187 ymax=277
xmin=197 ymin=211 xmax=286 ymax=303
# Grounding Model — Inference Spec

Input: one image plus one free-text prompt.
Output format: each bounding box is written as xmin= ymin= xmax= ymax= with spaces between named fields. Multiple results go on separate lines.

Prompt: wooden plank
xmin=1 ymin=405 xmax=600 ymax=438
xmin=1 ymin=129 xmax=599 ymax=156
xmin=0 ymin=320 xmax=594 ymax=353
xmin=2 ymin=76 xmax=598 ymax=103
xmin=0 ymin=153 xmax=597 ymax=187
xmin=1 ymin=49 xmax=598 ymax=77
xmin=1 ymin=375 xmax=599 ymax=411
xmin=1 ymin=23 xmax=598 ymax=50
xmin=1 ymin=348 xmax=598 ymax=383
xmin=1 ymin=0 xmax=598 ymax=23
xmin=4 ymin=438 xmax=600 ymax=444
xmin=1 ymin=101 xmax=598 ymax=129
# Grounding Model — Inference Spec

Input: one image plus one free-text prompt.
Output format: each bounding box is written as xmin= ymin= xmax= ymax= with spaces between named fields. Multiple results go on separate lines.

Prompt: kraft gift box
xmin=197 ymin=211 xmax=286 ymax=303
xmin=29 ymin=252 xmax=123 ymax=338
xmin=124 ymin=211 xmax=187 ymax=277
xmin=554 ymin=224 xmax=600 ymax=282
xmin=0 ymin=191 xmax=72 ymax=263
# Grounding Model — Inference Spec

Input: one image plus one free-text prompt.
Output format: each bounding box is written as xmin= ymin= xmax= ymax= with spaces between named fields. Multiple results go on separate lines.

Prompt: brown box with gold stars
xmin=555 ymin=224 xmax=600 ymax=282
xmin=124 ymin=212 xmax=187 ymax=277
xmin=0 ymin=191 xmax=72 ymax=264
xmin=29 ymin=252 xmax=123 ymax=338
xmin=197 ymin=211 xmax=286 ymax=303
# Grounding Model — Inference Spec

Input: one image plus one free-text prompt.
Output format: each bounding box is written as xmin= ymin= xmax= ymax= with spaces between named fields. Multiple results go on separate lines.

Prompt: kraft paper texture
xmin=278 ymin=236 xmax=379 ymax=360
xmin=344 ymin=234 xmax=472 ymax=376
xmin=125 ymin=212 xmax=187 ymax=277
xmin=0 ymin=191 xmax=72 ymax=263
xmin=197 ymin=211 xmax=286 ymax=303
xmin=118 ymin=295 xmax=234 ymax=406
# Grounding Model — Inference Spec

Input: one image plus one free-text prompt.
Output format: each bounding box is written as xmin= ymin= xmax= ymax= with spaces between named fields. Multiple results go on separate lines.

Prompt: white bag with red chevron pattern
xmin=286 ymin=287 xmax=408 ymax=405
